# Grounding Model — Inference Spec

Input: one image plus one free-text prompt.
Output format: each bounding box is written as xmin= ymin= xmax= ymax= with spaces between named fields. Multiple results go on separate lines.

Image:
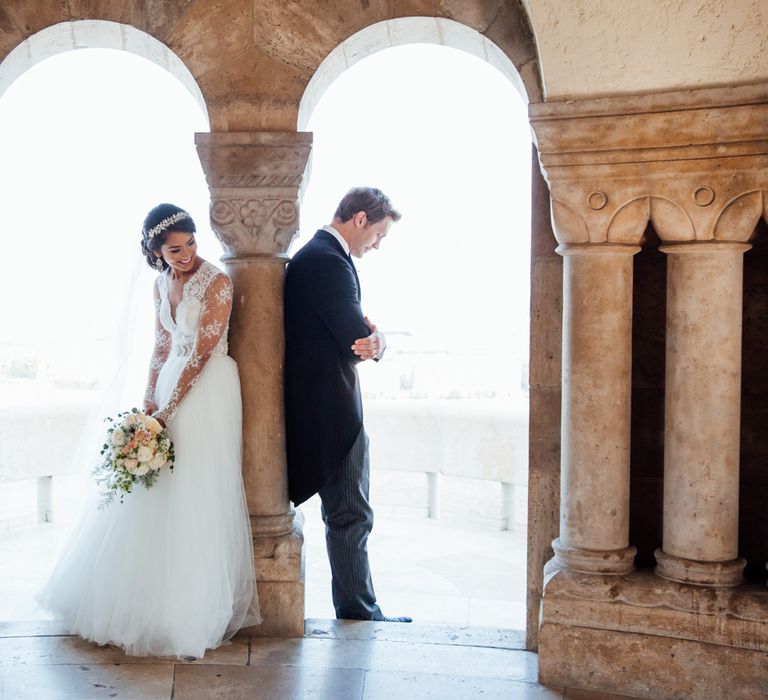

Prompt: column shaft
xmin=196 ymin=131 xmax=312 ymax=635
xmin=553 ymin=244 xmax=639 ymax=574
xmin=655 ymin=242 xmax=748 ymax=586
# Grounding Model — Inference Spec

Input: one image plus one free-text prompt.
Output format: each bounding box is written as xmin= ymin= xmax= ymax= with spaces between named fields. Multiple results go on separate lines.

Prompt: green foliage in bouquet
xmin=93 ymin=407 xmax=175 ymax=508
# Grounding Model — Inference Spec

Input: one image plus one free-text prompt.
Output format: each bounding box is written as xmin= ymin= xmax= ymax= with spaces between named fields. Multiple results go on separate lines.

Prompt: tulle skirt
xmin=35 ymin=354 xmax=260 ymax=658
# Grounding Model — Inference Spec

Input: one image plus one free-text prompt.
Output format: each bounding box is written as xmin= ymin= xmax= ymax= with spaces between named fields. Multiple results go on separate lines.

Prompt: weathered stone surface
xmin=658 ymin=242 xmax=750 ymax=577
xmin=196 ymin=131 xmax=312 ymax=638
xmin=542 ymin=569 xmax=768 ymax=650
xmin=526 ymin=147 xmax=561 ymax=649
xmin=195 ymin=132 xmax=312 ymax=258
xmin=529 ymin=84 xmax=768 ymax=245
xmin=197 ymin=47 xmax=311 ymax=131
xmin=553 ymin=243 xmax=638 ymax=572
xmin=540 ymin=622 xmax=768 ymax=700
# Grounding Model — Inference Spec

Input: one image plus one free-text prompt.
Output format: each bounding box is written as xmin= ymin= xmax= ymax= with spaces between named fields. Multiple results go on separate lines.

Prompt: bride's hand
xmin=144 ymin=400 xmax=159 ymax=416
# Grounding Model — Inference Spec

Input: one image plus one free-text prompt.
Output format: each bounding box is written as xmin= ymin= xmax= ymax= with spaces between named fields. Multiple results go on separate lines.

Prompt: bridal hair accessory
xmin=143 ymin=210 xmax=191 ymax=239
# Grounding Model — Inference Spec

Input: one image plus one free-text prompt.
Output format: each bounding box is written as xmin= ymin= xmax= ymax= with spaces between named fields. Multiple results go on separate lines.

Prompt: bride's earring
xmin=154 ymin=256 xmax=164 ymax=271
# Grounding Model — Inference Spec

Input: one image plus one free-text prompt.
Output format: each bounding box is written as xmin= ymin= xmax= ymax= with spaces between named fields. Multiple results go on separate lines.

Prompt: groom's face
xmin=349 ymin=213 xmax=393 ymax=258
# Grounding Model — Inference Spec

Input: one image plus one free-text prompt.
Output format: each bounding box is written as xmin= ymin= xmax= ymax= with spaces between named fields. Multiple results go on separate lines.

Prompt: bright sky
xmin=300 ymin=44 xmax=532 ymax=354
xmin=0 ymin=41 xmax=531 ymax=384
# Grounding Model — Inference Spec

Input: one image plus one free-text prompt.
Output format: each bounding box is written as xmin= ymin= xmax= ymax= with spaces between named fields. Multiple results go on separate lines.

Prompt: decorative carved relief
xmin=530 ymin=84 xmax=768 ymax=247
xmin=209 ymin=196 xmax=300 ymax=257
xmin=545 ymin=569 xmax=768 ymax=626
xmin=713 ymin=191 xmax=765 ymax=242
xmin=694 ymin=186 xmax=716 ymax=207
xmin=550 ymin=199 xmax=589 ymax=244
xmin=606 ymin=198 xmax=650 ymax=244
xmin=195 ymin=132 xmax=312 ymax=258
xmin=649 ymin=197 xmax=695 ymax=242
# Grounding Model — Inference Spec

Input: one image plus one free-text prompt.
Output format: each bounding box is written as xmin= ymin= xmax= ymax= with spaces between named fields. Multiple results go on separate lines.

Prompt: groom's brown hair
xmin=334 ymin=187 xmax=402 ymax=224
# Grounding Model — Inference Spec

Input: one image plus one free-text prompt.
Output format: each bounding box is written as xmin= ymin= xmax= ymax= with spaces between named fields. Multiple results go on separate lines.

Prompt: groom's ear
xmin=353 ymin=211 xmax=367 ymax=228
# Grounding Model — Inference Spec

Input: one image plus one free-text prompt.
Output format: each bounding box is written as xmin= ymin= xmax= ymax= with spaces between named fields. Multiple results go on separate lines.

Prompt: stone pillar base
xmin=242 ymin=514 xmax=305 ymax=637
xmin=552 ymin=537 xmax=636 ymax=575
xmin=539 ymin=569 xmax=768 ymax=699
xmin=654 ymin=548 xmax=745 ymax=587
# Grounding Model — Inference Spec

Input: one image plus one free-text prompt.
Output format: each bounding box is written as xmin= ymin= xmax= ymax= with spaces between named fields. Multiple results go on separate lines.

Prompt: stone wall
xmin=523 ymin=0 xmax=768 ymax=98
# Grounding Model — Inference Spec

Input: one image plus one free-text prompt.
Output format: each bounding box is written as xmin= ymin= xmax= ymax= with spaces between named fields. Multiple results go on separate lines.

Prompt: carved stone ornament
xmin=530 ymin=84 xmax=768 ymax=245
xmin=195 ymin=132 xmax=312 ymax=258
xmin=209 ymin=196 xmax=299 ymax=258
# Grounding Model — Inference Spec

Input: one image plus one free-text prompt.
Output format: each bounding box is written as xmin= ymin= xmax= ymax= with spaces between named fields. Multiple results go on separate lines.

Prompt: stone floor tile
xmin=362 ymin=670 xmax=563 ymax=699
xmin=563 ymin=688 xmax=642 ymax=699
xmin=2 ymin=662 xmax=174 ymax=700
xmin=416 ymin=551 xmax=525 ymax=599
xmin=0 ymin=619 xmax=70 ymax=637
xmin=0 ymin=633 xmax=248 ymax=666
xmin=248 ymin=637 xmax=539 ymax=683
xmin=304 ymin=618 xmax=526 ymax=650
xmin=468 ymin=596 xmax=527 ymax=629
xmin=173 ymin=663 xmax=365 ymax=700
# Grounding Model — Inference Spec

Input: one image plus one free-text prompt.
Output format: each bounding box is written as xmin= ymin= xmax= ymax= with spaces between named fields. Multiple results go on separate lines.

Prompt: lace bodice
xmin=144 ymin=260 xmax=233 ymax=426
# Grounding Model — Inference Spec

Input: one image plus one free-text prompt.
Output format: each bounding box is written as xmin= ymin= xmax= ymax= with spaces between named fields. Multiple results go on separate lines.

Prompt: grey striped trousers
xmin=318 ymin=427 xmax=384 ymax=621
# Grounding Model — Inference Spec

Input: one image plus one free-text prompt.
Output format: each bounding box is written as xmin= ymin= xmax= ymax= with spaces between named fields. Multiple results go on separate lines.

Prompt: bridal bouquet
xmin=93 ymin=408 xmax=175 ymax=507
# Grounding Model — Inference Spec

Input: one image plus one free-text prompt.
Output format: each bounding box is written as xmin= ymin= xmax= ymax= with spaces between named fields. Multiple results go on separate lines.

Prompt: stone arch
xmin=297 ymin=16 xmax=533 ymax=131
xmin=0 ymin=20 xmax=207 ymax=123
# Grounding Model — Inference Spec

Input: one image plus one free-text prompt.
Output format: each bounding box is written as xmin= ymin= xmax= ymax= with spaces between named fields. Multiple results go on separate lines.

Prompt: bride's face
xmin=158 ymin=231 xmax=198 ymax=274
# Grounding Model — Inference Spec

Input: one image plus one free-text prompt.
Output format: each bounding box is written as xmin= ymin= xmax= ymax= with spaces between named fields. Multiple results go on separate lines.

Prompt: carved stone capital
xmin=195 ymin=132 xmax=313 ymax=259
xmin=530 ymin=83 xmax=768 ymax=245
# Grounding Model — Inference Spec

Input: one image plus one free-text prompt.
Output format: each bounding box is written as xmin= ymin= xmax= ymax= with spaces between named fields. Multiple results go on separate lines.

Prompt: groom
xmin=284 ymin=187 xmax=410 ymax=622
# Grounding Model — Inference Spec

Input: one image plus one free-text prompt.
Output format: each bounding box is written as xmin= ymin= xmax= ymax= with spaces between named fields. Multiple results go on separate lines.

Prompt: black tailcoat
xmin=284 ymin=230 xmax=372 ymax=506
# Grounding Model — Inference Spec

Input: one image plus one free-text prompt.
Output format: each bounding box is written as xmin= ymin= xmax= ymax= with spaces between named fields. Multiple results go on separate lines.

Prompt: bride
xmin=35 ymin=203 xmax=260 ymax=657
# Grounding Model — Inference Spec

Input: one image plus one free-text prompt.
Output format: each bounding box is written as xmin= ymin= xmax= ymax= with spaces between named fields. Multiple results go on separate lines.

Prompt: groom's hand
xmin=352 ymin=316 xmax=386 ymax=361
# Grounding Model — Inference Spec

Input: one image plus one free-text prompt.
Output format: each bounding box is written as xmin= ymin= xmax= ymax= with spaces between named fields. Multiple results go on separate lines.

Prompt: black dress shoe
xmin=381 ymin=616 xmax=413 ymax=623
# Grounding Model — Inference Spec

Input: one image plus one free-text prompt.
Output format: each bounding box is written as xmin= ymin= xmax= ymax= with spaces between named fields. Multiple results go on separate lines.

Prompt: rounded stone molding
xmin=694 ymin=186 xmax=716 ymax=206
xmin=251 ymin=511 xmax=298 ymax=537
xmin=556 ymin=242 xmax=641 ymax=257
xmin=654 ymin=549 xmax=745 ymax=587
xmin=587 ymin=191 xmax=608 ymax=210
xmin=552 ymin=538 xmax=637 ymax=575
xmin=659 ymin=241 xmax=752 ymax=256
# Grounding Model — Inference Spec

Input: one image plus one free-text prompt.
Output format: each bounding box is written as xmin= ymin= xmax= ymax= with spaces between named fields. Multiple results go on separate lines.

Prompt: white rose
xmin=123 ymin=458 xmax=139 ymax=472
xmin=148 ymin=453 xmax=166 ymax=471
xmin=145 ymin=416 xmax=163 ymax=435
xmin=111 ymin=428 xmax=126 ymax=446
xmin=133 ymin=464 xmax=150 ymax=476
xmin=124 ymin=414 xmax=140 ymax=427
xmin=137 ymin=445 xmax=154 ymax=463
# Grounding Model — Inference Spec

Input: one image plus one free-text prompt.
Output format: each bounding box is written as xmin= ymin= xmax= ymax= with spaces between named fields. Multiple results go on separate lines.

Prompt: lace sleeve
xmin=144 ymin=278 xmax=172 ymax=406
xmin=154 ymin=273 xmax=233 ymax=426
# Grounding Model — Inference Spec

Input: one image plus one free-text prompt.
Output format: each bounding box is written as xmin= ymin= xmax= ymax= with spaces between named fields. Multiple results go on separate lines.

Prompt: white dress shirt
xmin=321 ymin=224 xmax=350 ymax=256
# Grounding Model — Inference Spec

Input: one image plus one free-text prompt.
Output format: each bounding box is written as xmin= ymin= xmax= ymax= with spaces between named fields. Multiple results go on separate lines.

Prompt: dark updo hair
xmin=140 ymin=203 xmax=197 ymax=272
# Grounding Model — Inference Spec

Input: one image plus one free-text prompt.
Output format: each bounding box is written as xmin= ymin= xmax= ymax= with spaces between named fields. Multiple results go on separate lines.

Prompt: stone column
xmin=195 ymin=131 xmax=312 ymax=636
xmin=654 ymin=242 xmax=749 ymax=587
xmin=551 ymin=243 xmax=639 ymax=575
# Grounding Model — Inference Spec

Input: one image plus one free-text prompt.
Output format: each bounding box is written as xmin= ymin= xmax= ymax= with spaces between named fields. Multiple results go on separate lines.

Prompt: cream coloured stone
xmin=195 ymin=131 xmax=312 ymax=637
xmin=656 ymin=241 xmax=749 ymax=585
xmin=552 ymin=243 xmax=638 ymax=574
xmin=523 ymin=0 xmax=768 ymax=99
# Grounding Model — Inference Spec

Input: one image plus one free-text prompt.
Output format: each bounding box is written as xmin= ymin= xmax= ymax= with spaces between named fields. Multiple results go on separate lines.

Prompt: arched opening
xmin=296 ymin=18 xmax=532 ymax=628
xmin=0 ymin=21 xmax=213 ymax=620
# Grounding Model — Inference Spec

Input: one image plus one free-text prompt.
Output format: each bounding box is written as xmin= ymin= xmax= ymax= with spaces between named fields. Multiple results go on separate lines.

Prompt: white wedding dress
xmin=35 ymin=259 xmax=260 ymax=657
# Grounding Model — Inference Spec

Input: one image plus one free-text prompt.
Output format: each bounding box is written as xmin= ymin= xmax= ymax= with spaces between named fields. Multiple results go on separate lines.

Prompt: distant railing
xmin=0 ymin=398 xmax=529 ymax=529
xmin=0 ymin=404 xmax=91 ymax=523
xmin=365 ymin=398 xmax=529 ymax=529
